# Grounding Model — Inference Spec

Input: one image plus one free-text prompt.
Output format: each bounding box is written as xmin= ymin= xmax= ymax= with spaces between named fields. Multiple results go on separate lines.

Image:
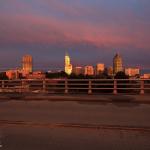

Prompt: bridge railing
xmin=0 ymin=79 xmax=150 ymax=94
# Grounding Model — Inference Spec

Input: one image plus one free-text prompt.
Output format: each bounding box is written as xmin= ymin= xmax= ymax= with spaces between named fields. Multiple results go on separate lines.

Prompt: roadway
xmin=0 ymin=97 xmax=150 ymax=149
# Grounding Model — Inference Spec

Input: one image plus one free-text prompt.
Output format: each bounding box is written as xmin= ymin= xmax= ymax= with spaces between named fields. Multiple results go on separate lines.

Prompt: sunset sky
xmin=0 ymin=0 xmax=150 ymax=70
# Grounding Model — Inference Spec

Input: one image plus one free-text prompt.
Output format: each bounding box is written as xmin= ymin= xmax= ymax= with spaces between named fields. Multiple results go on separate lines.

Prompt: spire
xmin=65 ymin=51 xmax=69 ymax=56
xmin=115 ymin=52 xmax=120 ymax=58
xmin=115 ymin=52 xmax=119 ymax=56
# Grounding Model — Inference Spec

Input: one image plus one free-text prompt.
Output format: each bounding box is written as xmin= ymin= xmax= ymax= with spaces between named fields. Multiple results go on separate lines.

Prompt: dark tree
xmin=115 ymin=71 xmax=129 ymax=79
xmin=45 ymin=71 xmax=68 ymax=79
xmin=0 ymin=72 xmax=8 ymax=80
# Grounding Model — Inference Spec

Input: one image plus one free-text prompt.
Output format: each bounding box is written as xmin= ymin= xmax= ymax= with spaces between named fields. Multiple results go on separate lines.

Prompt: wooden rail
xmin=0 ymin=79 xmax=150 ymax=94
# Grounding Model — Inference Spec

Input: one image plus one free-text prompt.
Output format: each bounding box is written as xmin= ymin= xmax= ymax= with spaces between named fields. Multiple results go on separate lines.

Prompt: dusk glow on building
xmin=65 ymin=52 xmax=72 ymax=75
xmin=73 ymin=67 xmax=83 ymax=75
xmin=113 ymin=53 xmax=123 ymax=75
xmin=84 ymin=66 xmax=94 ymax=76
xmin=0 ymin=1 xmax=150 ymax=149
xmin=96 ymin=63 xmax=105 ymax=75
xmin=125 ymin=68 xmax=140 ymax=77
xmin=22 ymin=55 xmax=33 ymax=76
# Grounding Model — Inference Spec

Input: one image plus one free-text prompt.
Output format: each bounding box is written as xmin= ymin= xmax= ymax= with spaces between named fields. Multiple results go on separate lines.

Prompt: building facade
xmin=84 ymin=66 xmax=94 ymax=76
xmin=107 ymin=66 xmax=113 ymax=76
xmin=26 ymin=71 xmax=45 ymax=79
xmin=125 ymin=68 xmax=140 ymax=77
xmin=22 ymin=55 xmax=33 ymax=76
xmin=65 ymin=52 xmax=72 ymax=75
xmin=113 ymin=53 xmax=123 ymax=75
xmin=6 ymin=69 xmax=21 ymax=80
xmin=73 ymin=67 xmax=83 ymax=75
xmin=96 ymin=63 xmax=105 ymax=75
xmin=141 ymin=74 xmax=150 ymax=79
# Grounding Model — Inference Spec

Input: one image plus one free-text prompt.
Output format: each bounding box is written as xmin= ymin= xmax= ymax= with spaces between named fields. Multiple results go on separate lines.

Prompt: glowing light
xmin=65 ymin=52 xmax=72 ymax=75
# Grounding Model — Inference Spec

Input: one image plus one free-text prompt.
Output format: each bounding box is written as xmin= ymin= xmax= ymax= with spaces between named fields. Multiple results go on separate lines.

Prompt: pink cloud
xmin=0 ymin=13 xmax=150 ymax=49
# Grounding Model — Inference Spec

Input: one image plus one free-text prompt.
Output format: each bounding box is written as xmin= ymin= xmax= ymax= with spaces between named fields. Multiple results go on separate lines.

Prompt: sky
xmin=0 ymin=0 xmax=150 ymax=71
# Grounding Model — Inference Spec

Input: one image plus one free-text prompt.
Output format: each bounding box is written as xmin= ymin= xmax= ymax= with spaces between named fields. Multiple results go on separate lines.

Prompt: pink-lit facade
xmin=125 ymin=68 xmax=140 ymax=77
xmin=22 ymin=55 xmax=33 ymax=76
xmin=84 ymin=66 xmax=94 ymax=76
xmin=96 ymin=63 xmax=105 ymax=75
xmin=73 ymin=67 xmax=83 ymax=75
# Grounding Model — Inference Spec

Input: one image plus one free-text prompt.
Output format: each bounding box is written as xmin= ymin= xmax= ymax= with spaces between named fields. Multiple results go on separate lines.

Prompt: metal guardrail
xmin=0 ymin=79 xmax=150 ymax=94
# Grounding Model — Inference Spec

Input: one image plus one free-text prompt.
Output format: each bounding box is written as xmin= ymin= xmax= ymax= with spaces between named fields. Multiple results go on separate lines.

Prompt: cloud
xmin=0 ymin=12 xmax=150 ymax=50
xmin=0 ymin=0 xmax=150 ymax=51
xmin=0 ymin=0 xmax=150 ymax=69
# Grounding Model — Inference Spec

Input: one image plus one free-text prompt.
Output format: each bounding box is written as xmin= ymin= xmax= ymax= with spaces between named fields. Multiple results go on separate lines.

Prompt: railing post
xmin=43 ymin=79 xmax=46 ymax=93
xmin=65 ymin=79 xmax=68 ymax=94
xmin=88 ymin=80 xmax=92 ymax=94
xmin=22 ymin=80 xmax=29 ymax=92
xmin=140 ymin=80 xmax=144 ymax=95
xmin=1 ymin=80 xmax=5 ymax=92
xmin=2 ymin=80 xmax=4 ymax=88
xmin=21 ymin=80 xmax=25 ymax=92
xmin=113 ymin=79 xmax=117 ymax=95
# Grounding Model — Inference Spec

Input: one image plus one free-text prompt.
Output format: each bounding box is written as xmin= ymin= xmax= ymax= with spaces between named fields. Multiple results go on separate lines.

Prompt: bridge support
xmin=43 ymin=80 xmax=46 ymax=93
xmin=2 ymin=80 xmax=4 ymax=88
xmin=65 ymin=80 xmax=68 ymax=94
xmin=22 ymin=80 xmax=29 ymax=92
xmin=88 ymin=80 xmax=92 ymax=94
xmin=113 ymin=80 xmax=117 ymax=95
xmin=140 ymin=80 xmax=144 ymax=95
xmin=1 ymin=80 xmax=5 ymax=92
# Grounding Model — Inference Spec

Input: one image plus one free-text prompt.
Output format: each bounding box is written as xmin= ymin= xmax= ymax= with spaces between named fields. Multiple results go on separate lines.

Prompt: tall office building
xmin=113 ymin=53 xmax=123 ymax=74
xmin=22 ymin=55 xmax=33 ymax=75
xmin=65 ymin=52 xmax=72 ymax=75
xmin=96 ymin=63 xmax=105 ymax=75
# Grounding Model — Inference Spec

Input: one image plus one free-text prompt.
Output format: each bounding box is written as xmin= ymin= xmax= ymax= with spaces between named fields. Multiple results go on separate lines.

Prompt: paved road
xmin=0 ymin=100 xmax=150 ymax=149
xmin=1 ymin=93 xmax=150 ymax=103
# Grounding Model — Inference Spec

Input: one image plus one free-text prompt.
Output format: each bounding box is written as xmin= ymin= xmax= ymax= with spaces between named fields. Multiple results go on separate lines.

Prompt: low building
xmin=125 ymin=68 xmax=140 ymax=77
xmin=84 ymin=66 xmax=94 ymax=76
xmin=107 ymin=66 xmax=113 ymax=76
xmin=6 ymin=69 xmax=21 ymax=80
xmin=96 ymin=63 xmax=105 ymax=75
xmin=141 ymin=74 xmax=150 ymax=79
xmin=73 ymin=67 xmax=83 ymax=75
xmin=26 ymin=71 xmax=45 ymax=79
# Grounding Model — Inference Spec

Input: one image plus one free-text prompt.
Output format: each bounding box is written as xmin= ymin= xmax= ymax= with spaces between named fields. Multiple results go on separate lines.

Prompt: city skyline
xmin=0 ymin=0 xmax=150 ymax=70
xmin=0 ymin=52 xmax=146 ymax=72
xmin=4 ymin=53 xmax=142 ymax=80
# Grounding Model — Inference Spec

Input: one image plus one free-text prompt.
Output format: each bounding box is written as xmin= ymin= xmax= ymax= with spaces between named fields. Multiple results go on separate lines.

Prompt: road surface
xmin=0 ymin=99 xmax=150 ymax=149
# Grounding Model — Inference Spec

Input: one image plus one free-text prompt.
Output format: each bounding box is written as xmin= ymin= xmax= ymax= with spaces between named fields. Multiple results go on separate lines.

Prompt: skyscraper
xmin=65 ymin=52 xmax=72 ymax=75
xmin=22 ymin=55 xmax=33 ymax=76
xmin=113 ymin=53 xmax=123 ymax=74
